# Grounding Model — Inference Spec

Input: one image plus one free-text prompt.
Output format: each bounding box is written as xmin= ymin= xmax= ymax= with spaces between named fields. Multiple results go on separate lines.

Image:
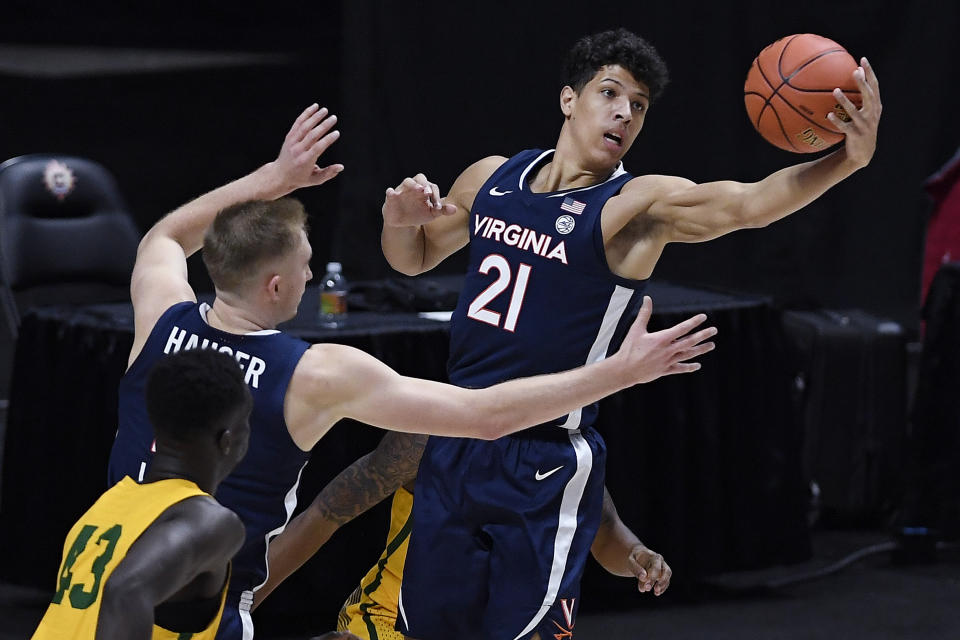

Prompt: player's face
xmin=566 ymin=65 xmax=650 ymax=169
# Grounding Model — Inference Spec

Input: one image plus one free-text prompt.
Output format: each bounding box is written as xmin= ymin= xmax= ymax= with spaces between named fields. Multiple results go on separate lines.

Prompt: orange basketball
xmin=744 ymin=34 xmax=862 ymax=153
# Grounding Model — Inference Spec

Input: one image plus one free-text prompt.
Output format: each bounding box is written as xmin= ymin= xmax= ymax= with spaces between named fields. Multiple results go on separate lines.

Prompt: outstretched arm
xmin=253 ymin=432 xmax=427 ymax=609
xmin=591 ymin=487 xmax=672 ymax=596
xmin=608 ymin=59 xmax=881 ymax=248
xmin=127 ymin=104 xmax=343 ymax=366
xmin=95 ymin=498 xmax=244 ymax=639
xmin=287 ymin=296 xmax=717 ymax=448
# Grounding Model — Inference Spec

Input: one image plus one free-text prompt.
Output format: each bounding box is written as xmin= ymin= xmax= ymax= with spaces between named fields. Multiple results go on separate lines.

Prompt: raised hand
xmin=829 ymin=57 xmax=881 ymax=168
xmin=628 ymin=544 xmax=672 ymax=596
xmin=382 ymin=173 xmax=458 ymax=228
xmin=616 ymin=296 xmax=717 ymax=385
xmin=271 ymin=103 xmax=344 ymax=195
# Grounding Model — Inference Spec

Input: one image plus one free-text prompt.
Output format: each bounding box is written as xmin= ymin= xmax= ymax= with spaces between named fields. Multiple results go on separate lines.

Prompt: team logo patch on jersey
xmin=43 ymin=159 xmax=76 ymax=201
xmin=560 ymin=196 xmax=585 ymax=215
xmin=555 ymin=215 xmax=575 ymax=235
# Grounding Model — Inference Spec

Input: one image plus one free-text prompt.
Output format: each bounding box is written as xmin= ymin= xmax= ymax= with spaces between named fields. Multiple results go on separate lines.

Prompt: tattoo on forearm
xmin=316 ymin=432 xmax=428 ymax=525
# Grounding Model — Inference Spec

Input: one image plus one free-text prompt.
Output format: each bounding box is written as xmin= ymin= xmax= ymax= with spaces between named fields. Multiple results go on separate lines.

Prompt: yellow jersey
xmin=32 ymin=476 xmax=228 ymax=640
xmin=338 ymin=487 xmax=413 ymax=640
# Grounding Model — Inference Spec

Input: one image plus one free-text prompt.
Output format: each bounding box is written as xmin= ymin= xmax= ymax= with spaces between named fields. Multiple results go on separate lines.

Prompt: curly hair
xmin=561 ymin=28 xmax=670 ymax=103
xmin=146 ymin=348 xmax=251 ymax=442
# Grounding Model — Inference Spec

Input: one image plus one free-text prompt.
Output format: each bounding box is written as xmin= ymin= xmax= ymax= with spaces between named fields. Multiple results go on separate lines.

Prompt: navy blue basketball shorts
xmin=397 ymin=426 xmax=607 ymax=640
xmin=214 ymin=588 xmax=253 ymax=640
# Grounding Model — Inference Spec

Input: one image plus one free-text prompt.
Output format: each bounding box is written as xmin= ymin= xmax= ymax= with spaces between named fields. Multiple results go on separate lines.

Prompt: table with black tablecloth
xmin=0 ymin=281 xmax=810 ymax=632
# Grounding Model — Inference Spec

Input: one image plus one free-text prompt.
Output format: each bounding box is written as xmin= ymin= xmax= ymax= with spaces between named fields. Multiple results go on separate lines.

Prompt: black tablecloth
xmin=0 ymin=281 xmax=810 ymax=630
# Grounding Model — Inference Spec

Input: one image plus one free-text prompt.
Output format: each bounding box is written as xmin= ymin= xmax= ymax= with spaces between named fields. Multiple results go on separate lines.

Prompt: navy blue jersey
xmin=107 ymin=301 xmax=311 ymax=595
xmin=448 ymin=149 xmax=647 ymax=429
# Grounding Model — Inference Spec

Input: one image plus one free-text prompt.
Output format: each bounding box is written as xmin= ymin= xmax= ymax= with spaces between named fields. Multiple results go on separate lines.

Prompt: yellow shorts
xmin=336 ymin=488 xmax=412 ymax=640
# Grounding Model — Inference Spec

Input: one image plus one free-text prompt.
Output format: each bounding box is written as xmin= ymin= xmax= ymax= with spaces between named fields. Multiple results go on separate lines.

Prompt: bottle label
xmin=320 ymin=291 xmax=347 ymax=315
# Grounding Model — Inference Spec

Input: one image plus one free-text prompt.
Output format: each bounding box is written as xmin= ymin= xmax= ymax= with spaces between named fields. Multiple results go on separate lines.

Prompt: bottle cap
xmin=326 ymin=262 xmax=342 ymax=273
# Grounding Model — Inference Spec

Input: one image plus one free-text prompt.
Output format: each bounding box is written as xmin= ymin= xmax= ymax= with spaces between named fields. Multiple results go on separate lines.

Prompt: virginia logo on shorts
xmin=550 ymin=597 xmax=576 ymax=639
xmin=43 ymin=159 xmax=76 ymax=201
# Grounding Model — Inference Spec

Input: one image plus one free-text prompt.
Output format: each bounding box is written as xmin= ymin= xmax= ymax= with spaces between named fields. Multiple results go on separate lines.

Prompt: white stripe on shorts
xmin=239 ymin=590 xmax=254 ymax=640
xmin=558 ymin=285 xmax=634 ymax=429
xmin=512 ymin=430 xmax=593 ymax=640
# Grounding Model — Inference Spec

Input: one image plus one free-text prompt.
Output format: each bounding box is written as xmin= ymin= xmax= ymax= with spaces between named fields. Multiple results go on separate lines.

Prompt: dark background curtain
xmin=0 ymin=1 xmax=957 ymax=329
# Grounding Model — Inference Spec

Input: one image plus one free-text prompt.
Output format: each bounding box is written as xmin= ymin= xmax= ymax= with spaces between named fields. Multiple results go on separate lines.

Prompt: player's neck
xmin=531 ymin=141 xmax=616 ymax=193
xmin=206 ymin=296 xmax=276 ymax=334
xmin=145 ymin=454 xmax=218 ymax=495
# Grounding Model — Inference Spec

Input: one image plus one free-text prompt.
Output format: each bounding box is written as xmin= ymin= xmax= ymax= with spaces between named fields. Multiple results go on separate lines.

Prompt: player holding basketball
xmin=372 ymin=27 xmax=878 ymax=640
xmin=106 ymin=101 xmax=717 ymax=639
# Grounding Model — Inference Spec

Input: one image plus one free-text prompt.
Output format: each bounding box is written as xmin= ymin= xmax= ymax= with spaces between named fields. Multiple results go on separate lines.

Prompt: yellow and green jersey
xmin=32 ymin=476 xmax=228 ymax=640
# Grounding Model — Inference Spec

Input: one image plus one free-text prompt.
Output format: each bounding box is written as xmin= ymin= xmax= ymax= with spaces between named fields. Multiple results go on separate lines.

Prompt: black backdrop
xmin=1 ymin=1 xmax=959 ymax=329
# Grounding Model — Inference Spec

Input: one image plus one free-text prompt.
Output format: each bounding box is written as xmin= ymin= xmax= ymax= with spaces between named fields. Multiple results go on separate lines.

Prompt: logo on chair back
xmin=43 ymin=159 xmax=76 ymax=201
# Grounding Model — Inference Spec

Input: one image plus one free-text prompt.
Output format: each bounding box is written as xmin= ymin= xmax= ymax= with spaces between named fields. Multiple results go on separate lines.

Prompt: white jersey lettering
xmin=160 ymin=325 xmax=267 ymax=390
xmin=164 ymin=326 xmax=187 ymax=353
xmin=245 ymin=356 xmax=266 ymax=389
xmin=472 ymin=214 xmax=568 ymax=264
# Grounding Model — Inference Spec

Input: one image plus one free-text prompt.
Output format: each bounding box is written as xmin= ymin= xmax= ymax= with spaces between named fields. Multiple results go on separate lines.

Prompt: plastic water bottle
xmin=319 ymin=261 xmax=348 ymax=328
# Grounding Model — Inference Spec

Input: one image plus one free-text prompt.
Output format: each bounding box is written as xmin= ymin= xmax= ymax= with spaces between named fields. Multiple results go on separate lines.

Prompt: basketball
xmin=744 ymin=34 xmax=862 ymax=153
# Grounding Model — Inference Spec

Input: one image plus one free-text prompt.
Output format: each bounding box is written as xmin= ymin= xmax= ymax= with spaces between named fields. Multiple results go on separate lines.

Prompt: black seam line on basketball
xmin=768 ymin=98 xmax=803 ymax=152
xmin=778 ymin=48 xmax=846 ymax=85
xmin=749 ymin=34 xmax=801 ymax=127
xmin=755 ymin=51 xmax=850 ymax=135
xmin=755 ymin=44 xmax=844 ymax=127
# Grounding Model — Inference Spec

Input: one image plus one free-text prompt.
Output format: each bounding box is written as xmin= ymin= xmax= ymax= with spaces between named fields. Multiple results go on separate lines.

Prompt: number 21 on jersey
xmin=467 ymin=254 xmax=531 ymax=332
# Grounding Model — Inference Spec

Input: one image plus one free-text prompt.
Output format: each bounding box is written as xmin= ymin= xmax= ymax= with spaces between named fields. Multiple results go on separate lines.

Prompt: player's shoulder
xmin=293 ymin=343 xmax=377 ymax=391
xmin=161 ymin=496 xmax=244 ymax=545
xmin=472 ymin=155 xmax=510 ymax=172
xmin=455 ymin=155 xmax=510 ymax=187
xmin=621 ymin=173 xmax=697 ymax=197
xmin=604 ymin=174 xmax=699 ymax=226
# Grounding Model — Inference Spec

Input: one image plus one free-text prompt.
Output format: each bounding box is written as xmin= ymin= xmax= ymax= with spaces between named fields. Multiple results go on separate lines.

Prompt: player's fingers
xmin=832 ymin=87 xmax=860 ymax=118
xmin=307 ymin=129 xmax=340 ymax=160
xmin=638 ymin=561 xmax=655 ymax=592
xmin=311 ymin=164 xmax=344 ymax=185
xmin=672 ymin=332 xmax=717 ymax=362
xmin=440 ymin=203 xmax=458 ymax=216
xmin=428 ymin=182 xmax=443 ymax=209
xmin=675 ymin=341 xmax=715 ymax=364
xmin=674 ymin=325 xmax=717 ymax=348
xmin=630 ymin=296 xmax=653 ymax=333
xmin=826 ymin=92 xmax=858 ymax=131
xmin=659 ymin=312 xmax=708 ymax=342
xmin=849 ymin=66 xmax=878 ymax=111
xmin=650 ymin=555 xmax=667 ymax=578
xmin=295 ymin=106 xmax=329 ymax=142
xmin=655 ymin=564 xmax=673 ymax=596
xmin=288 ymin=103 xmax=320 ymax=139
xmin=413 ymin=173 xmax=431 ymax=187
xmin=302 ymin=113 xmax=338 ymax=150
xmin=665 ymin=362 xmax=702 ymax=376
xmin=861 ymin=57 xmax=880 ymax=94
xmin=400 ymin=177 xmax=422 ymax=192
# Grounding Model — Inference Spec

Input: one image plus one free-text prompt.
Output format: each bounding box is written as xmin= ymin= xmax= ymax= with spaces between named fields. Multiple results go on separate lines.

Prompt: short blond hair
xmin=202 ymin=198 xmax=308 ymax=293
